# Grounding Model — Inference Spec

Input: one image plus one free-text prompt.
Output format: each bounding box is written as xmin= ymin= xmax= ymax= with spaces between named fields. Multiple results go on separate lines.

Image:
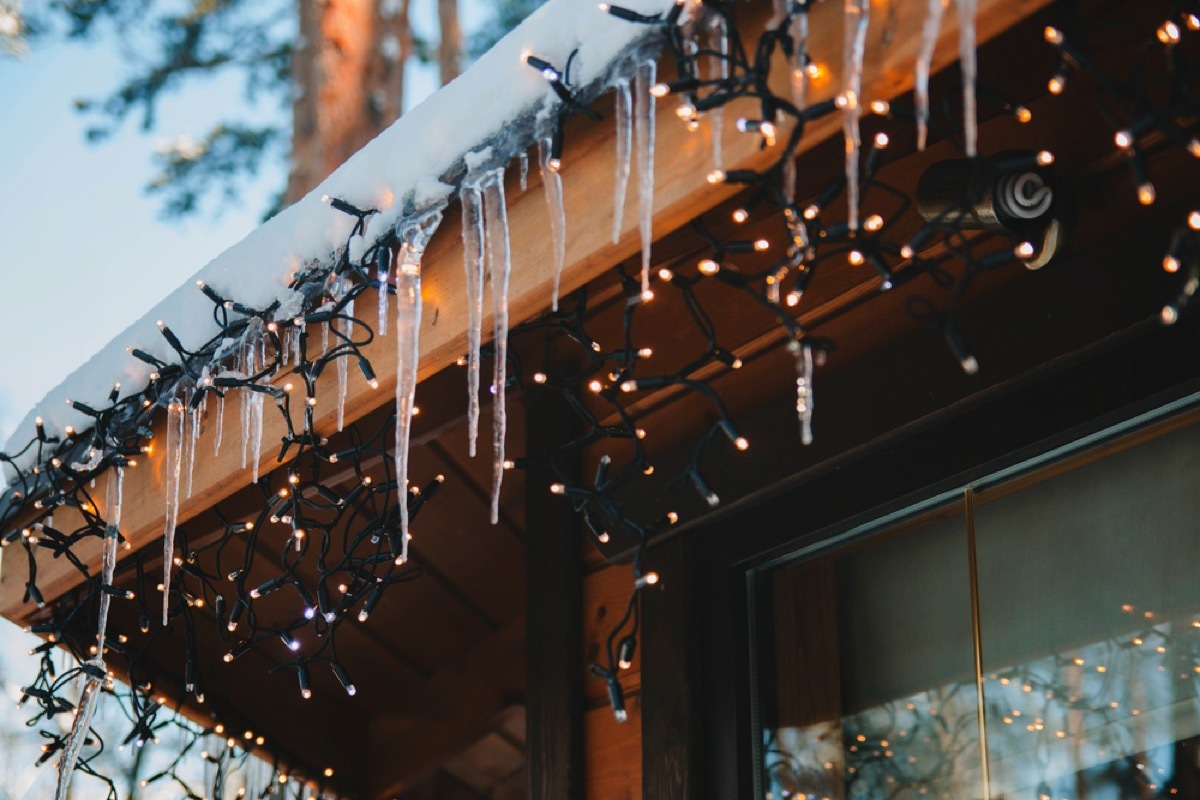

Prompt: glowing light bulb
xmin=706 ymin=170 xmax=726 ymax=184
xmin=1138 ymin=182 xmax=1157 ymax=205
xmin=1114 ymin=130 xmax=1133 ymax=149
xmin=870 ymin=100 xmax=890 ymax=115
xmin=864 ymin=214 xmax=883 ymax=231
xmin=698 ymin=259 xmax=720 ymax=275
xmin=803 ymin=204 xmax=820 ymax=220
xmin=1158 ymin=21 xmax=1181 ymax=44
xmin=649 ymin=82 xmax=670 ymax=98
xmin=732 ymin=208 xmax=749 ymax=223
xmin=754 ymin=239 xmax=770 ymax=251
xmin=1016 ymin=242 xmax=1036 ymax=259
xmin=1048 ymin=75 xmax=1065 ymax=95
xmin=1015 ymin=106 xmax=1033 ymax=123
xmin=1188 ymin=210 xmax=1200 ymax=230
xmin=735 ymin=437 xmax=749 ymax=451
xmin=658 ymin=268 xmax=674 ymax=281
xmin=550 ymin=483 xmax=566 ymax=494
xmin=1044 ymin=26 xmax=1064 ymax=44
xmin=588 ymin=380 xmax=603 ymax=393
xmin=1037 ymin=150 xmax=1055 ymax=166
xmin=848 ymin=250 xmax=864 ymax=266
xmin=874 ymin=132 xmax=889 ymax=148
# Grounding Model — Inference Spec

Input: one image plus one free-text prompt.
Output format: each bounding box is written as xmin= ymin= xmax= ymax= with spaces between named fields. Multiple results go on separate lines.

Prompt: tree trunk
xmin=285 ymin=0 xmax=407 ymax=205
xmin=438 ymin=0 xmax=462 ymax=85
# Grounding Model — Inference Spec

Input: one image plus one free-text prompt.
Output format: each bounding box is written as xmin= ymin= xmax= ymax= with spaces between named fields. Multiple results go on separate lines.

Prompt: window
xmin=755 ymin=412 xmax=1200 ymax=800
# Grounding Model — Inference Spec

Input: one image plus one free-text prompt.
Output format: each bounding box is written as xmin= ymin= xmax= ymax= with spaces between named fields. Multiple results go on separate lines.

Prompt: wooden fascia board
xmin=0 ymin=0 xmax=1051 ymax=623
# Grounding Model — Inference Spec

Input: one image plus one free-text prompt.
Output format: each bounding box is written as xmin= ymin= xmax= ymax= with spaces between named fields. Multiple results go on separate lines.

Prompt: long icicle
xmin=634 ymin=59 xmax=657 ymax=297
xmin=395 ymin=206 xmax=444 ymax=561
xmin=916 ymin=0 xmax=947 ymax=151
xmin=484 ymin=169 xmax=511 ymax=525
xmin=394 ymin=242 xmax=420 ymax=563
xmin=612 ymin=77 xmax=633 ymax=245
xmin=54 ymin=671 xmax=103 ymax=800
xmin=794 ymin=342 xmax=815 ymax=445
xmin=843 ymin=0 xmax=870 ymax=232
xmin=163 ymin=399 xmax=183 ymax=625
xmin=956 ymin=0 xmax=978 ymax=156
xmin=462 ymin=182 xmax=486 ymax=458
xmin=184 ymin=395 xmax=199 ymax=498
xmin=790 ymin=7 xmax=810 ymax=112
xmin=538 ymin=137 xmax=567 ymax=311
xmin=377 ymin=246 xmax=390 ymax=337
xmin=708 ymin=14 xmax=730 ymax=170
xmin=213 ymin=394 xmax=224 ymax=458
xmin=336 ymin=313 xmax=349 ymax=431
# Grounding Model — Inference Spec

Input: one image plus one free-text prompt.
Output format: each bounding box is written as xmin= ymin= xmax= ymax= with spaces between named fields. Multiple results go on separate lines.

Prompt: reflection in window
xmin=758 ymin=417 xmax=1200 ymax=800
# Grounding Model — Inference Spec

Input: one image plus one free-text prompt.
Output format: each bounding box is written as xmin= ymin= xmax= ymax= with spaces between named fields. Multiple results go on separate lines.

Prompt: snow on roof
xmin=4 ymin=0 xmax=670 ymax=471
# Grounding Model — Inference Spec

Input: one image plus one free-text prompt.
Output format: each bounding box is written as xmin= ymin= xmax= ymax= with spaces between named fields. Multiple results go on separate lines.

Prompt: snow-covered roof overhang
xmin=3 ymin=0 xmax=673 ymax=462
xmin=0 ymin=0 xmax=1052 ymax=624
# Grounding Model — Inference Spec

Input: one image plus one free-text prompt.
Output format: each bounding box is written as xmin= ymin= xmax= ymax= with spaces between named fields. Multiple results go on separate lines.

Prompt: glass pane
xmin=975 ymin=421 xmax=1200 ymax=800
xmin=759 ymin=504 xmax=983 ymax=800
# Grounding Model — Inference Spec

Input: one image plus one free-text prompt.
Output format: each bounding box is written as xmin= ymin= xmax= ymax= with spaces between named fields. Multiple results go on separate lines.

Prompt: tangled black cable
xmin=0 ymin=0 xmax=1197 ymax=794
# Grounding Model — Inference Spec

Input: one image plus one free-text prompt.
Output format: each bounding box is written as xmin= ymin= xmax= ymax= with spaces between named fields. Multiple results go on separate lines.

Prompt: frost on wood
xmin=483 ymin=168 xmax=511 ymax=525
xmin=611 ymin=77 xmax=633 ymax=245
xmin=163 ymin=399 xmax=184 ymax=625
xmin=842 ymin=0 xmax=870 ymax=231
xmin=634 ymin=59 xmax=657 ymax=297
xmin=957 ymin=0 xmax=979 ymax=156
xmin=461 ymin=181 xmax=486 ymax=459
xmin=916 ymin=0 xmax=946 ymax=151
xmin=394 ymin=206 xmax=444 ymax=560
xmin=538 ymin=136 xmax=568 ymax=311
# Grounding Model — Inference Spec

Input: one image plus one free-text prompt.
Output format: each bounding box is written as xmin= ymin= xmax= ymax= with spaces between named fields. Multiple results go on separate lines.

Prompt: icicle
xmin=239 ymin=345 xmax=250 ymax=470
xmin=538 ymin=138 xmax=567 ymax=311
xmin=184 ymin=399 xmax=199 ymax=499
xmin=708 ymin=14 xmax=730 ymax=170
xmin=213 ymin=394 xmax=224 ymax=458
xmin=612 ymin=77 xmax=633 ymax=245
xmin=916 ymin=0 xmax=946 ymax=151
xmin=249 ymin=388 xmax=264 ymax=484
xmin=792 ymin=342 xmax=815 ymax=445
xmin=98 ymin=466 xmax=123 ymax=648
xmin=484 ymin=169 xmax=512 ymax=525
xmin=518 ymin=151 xmax=529 ymax=192
xmin=842 ymin=0 xmax=870 ymax=231
xmin=292 ymin=320 xmax=303 ymax=365
xmin=772 ymin=0 xmax=792 ymax=27
xmin=634 ymin=59 xmax=657 ymax=297
xmin=462 ymin=182 xmax=486 ymax=458
xmin=957 ymin=0 xmax=978 ymax=156
xmin=394 ymin=207 xmax=444 ymax=561
xmin=336 ymin=323 xmax=349 ymax=432
xmin=377 ymin=250 xmax=390 ymax=337
xmin=163 ymin=399 xmax=183 ymax=625
xmin=790 ymin=9 xmax=810 ymax=111
xmin=54 ymin=670 xmax=103 ymax=800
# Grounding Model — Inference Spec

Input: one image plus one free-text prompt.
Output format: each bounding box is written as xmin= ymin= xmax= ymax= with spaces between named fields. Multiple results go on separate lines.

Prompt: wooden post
xmin=525 ymin=375 xmax=584 ymax=800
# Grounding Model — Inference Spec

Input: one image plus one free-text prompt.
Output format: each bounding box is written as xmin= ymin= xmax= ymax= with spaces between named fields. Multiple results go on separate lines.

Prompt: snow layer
xmin=4 ymin=0 xmax=670 ymax=473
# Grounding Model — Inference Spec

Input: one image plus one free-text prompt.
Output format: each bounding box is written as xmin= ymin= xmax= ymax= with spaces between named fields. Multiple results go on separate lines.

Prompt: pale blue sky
xmin=0 ymin=0 xmax=472 ymax=442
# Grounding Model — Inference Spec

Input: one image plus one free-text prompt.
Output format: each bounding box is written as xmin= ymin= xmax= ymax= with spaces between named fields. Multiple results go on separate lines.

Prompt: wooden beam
xmin=0 ymin=0 xmax=1052 ymax=623
xmin=524 ymin=383 xmax=585 ymax=800
xmin=366 ymin=618 xmax=525 ymax=798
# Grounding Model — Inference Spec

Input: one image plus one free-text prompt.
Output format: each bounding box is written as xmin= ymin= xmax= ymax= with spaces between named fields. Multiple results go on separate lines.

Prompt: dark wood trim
xmin=525 ymin=384 xmax=585 ymax=800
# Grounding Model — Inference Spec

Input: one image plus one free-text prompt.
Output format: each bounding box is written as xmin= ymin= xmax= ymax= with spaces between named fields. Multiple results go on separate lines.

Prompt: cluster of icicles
xmin=47 ymin=0 xmax=997 ymax=793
